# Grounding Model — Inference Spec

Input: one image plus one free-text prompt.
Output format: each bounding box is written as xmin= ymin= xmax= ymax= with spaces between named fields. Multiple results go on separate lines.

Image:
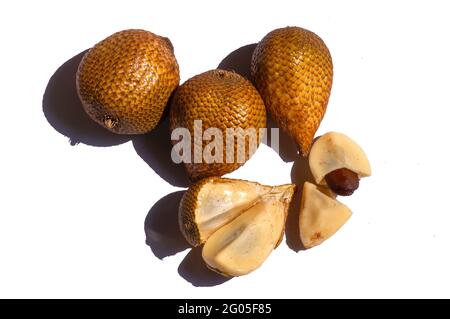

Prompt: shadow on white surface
xmin=218 ymin=44 xmax=298 ymax=162
xmin=42 ymin=50 xmax=131 ymax=146
xmin=144 ymin=191 xmax=190 ymax=259
xmin=145 ymin=190 xmax=230 ymax=286
xmin=265 ymin=116 xmax=299 ymax=162
xmin=178 ymin=247 xmax=230 ymax=287
xmin=288 ymin=137 xmax=321 ymax=252
xmin=132 ymin=117 xmax=190 ymax=188
xmin=218 ymin=43 xmax=256 ymax=80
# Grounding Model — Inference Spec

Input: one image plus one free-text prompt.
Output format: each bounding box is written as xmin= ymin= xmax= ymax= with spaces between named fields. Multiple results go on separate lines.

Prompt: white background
xmin=1 ymin=0 xmax=449 ymax=298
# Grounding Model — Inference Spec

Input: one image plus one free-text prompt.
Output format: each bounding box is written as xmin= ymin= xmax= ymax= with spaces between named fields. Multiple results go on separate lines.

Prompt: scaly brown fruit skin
xmin=251 ymin=26 xmax=333 ymax=156
xmin=170 ymin=70 xmax=266 ymax=181
xmin=178 ymin=177 xmax=216 ymax=247
xmin=76 ymin=29 xmax=180 ymax=134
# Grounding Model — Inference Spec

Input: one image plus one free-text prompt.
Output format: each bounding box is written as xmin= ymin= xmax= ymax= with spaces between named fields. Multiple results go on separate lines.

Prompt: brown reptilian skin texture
xmin=76 ymin=29 xmax=180 ymax=134
xmin=251 ymin=27 xmax=333 ymax=156
xmin=170 ymin=70 xmax=266 ymax=181
xmin=178 ymin=177 xmax=217 ymax=247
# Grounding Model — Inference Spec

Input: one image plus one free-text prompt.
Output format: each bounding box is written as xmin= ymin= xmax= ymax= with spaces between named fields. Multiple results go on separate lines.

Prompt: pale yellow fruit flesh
xmin=195 ymin=180 xmax=272 ymax=243
xmin=309 ymin=132 xmax=371 ymax=185
xmin=299 ymin=182 xmax=352 ymax=249
xmin=202 ymin=187 xmax=293 ymax=277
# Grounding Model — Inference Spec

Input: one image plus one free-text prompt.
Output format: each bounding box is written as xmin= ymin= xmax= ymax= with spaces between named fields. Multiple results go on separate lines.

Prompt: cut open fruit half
xmin=179 ymin=177 xmax=296 ymax=276
xmin=299 ymin=182 xmax=352 ymax=249
xmin=309 ymin=132 xmax=371 ymax=186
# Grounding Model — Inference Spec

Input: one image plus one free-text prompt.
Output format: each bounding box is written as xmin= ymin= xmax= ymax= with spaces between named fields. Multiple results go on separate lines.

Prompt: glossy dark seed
xmin=324 ymin=168 xmax=359 ymax=196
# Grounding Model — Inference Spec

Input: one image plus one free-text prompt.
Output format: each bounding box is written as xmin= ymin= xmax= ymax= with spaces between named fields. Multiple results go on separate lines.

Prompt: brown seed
xmin=324 ymin=168 xmax=359 ymax=196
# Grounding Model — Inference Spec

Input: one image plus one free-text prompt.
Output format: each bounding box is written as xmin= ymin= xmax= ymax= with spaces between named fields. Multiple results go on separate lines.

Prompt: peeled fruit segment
xmin=179 ymin=177 xmax=272 ymax=246
xmin=178 ymin=177 xmax=295 ymax=276
xmin=202 ymin=184 xmax=295 ymax=277
xmin=309 ymin=132 xmax=371 ymax=186
xmin=299 ymin=182 xmax=352 ymax=249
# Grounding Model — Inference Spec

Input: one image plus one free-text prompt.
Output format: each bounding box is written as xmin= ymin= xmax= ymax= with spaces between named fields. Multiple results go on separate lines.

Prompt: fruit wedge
xmin=299 ymin=182 xmax=352 ymax=249
xmin=178 ymin=177 xmax=295 ymax=276
xmin=203 ymin=189 xmax=293 ymax=276
xmin=309 ymin=132 xmax=371 ymax=186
